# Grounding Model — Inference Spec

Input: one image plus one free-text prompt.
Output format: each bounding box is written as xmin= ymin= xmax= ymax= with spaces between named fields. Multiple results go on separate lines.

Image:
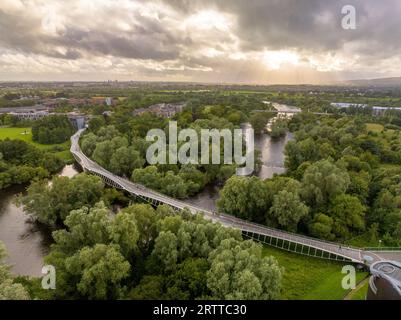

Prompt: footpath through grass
xmin=0 ymin=127 xmax=73 ymax=163
xmin=262 ymin=246 xmax=368 ymax=300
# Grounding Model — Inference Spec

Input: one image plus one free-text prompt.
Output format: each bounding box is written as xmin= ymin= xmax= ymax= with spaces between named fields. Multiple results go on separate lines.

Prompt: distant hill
xmin=344 ymin=77 xmax=401 ymax=87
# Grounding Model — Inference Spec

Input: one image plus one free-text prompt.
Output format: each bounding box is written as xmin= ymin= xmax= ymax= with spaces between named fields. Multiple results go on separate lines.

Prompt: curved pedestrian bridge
xmin=71 ymin=129 xmax=400 ymax=265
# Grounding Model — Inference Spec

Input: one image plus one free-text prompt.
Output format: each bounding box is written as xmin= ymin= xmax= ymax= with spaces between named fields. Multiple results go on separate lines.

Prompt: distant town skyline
xmin=1 ymin=0 xmax=401 ymax=84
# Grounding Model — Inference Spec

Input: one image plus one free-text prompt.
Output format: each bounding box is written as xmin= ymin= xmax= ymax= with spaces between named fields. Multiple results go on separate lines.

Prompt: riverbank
xmin=0 ymin=187 xmax=52 ymax=276
xmin=0 ymin=165 xmax=79 ymax=276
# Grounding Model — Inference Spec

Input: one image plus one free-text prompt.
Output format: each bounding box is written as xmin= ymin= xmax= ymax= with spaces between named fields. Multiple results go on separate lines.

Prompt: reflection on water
xmin=0 ymin=164 xmax=79 ymax=276
xmin=59 ymin=164 xmax=81 ymax=178
xmin=186 ymin=185 xmax=221 ymax=212
xmin=188 ymin=120 xmax=294 ymax=212
xmin=0 ymin=187 xmax=52 ymax=276
xmin=256 ymin=132 xmax=294 ymax=180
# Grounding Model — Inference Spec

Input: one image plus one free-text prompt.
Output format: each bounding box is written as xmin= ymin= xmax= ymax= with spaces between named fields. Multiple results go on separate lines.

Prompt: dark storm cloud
xmin=161 ymin=0 xmax=401 ymax=57
xmin=59 ymin=27 xmax=181 ymax=61
xmin=1 ymin=0 xmax=401 ymax=81
xmin=0 ymin=9 xmax=82 ymax=60
xmin=2 ymin=0 xmax=401 ymax=62
xmin=0 ymin=6 xmax=183 ymax=61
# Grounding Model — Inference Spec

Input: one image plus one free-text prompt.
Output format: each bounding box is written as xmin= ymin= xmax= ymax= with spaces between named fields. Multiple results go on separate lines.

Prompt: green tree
xmin=161 ymin=171 xmax=188 ymax=199
xmin=309 ymin=214 xmax=335 ymax=241
xmin=88 ymin=116 xmax=106 ymax=134
xmin=132 ymin=166 xmax=161 ymax=190
xmin=32 ymin=115 xmax=74 ymax=144
xmin=249 ymin=113 xmax=270 ymax=135
xmin=19 ymin=173 xmax=104 ymax=225
xmin=109 ymin=211 xmax=139 ymax=259
xmin=52 ymin=202 xmax=111 ymax=254
xmin=109 ymin=146 xmax=145 ymax=177
xmin=329 ymin=194 xmax=366 ymax=239
xmin=65 ymin=244 xmax=130 ymax=300
xmin=81 ymin=133 xmax=98 ymax=157
xmin=92 ymin=140 xmax=115 ymax=169
xmin=121 ymin=204 xmax=159 ymax=255
xmin=268 ymin=190 xmax=309 ymax=231
xmin=178 ymin=165 xmax=207 ymax=196
xmin=301 ymin=159 xmax=350 ymax=208
xmin=96 ymin=125 xmax=120 ymax=142
xmin=269 ymin=119 xmax=287 ymax=139
xmin=206 ymin=239 xmax=282 ymax=300
xmin=128 ymin=275 xmax=164 ymax=300
xmin=152 ymin=231 xmax=178 ymax=273
xmin=164 ymin=258 xmax=209 ymax=300
xmin=0 ymin=243 xmax=30 ymax=300
xmin=218 ymin=176 xmax=268 ymax=222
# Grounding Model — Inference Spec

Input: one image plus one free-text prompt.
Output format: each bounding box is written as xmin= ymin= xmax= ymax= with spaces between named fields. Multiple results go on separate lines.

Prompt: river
xmin=0 ymin=105 xmax=297 ymax=276
xmin=0 ymin=165 xmax=79 ymax=277
xmin=188 ymin=105 xmax=298 ymax=211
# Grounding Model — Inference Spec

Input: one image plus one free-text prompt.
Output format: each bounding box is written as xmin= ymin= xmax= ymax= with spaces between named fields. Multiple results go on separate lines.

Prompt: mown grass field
xmin=0 ymin=127 xmax=73 ymax=162
xmin=366 ymin=123 xmax=385 ymax=133
xmin=350 ymin=280 xmax=369 ymax=300
xmin=345 ymin=233 xmax=380 ymax=248
xmin=366 ymin=122 xmax=400 ymax=143
xmin=262 ymin=246 xmax=369 ymax=300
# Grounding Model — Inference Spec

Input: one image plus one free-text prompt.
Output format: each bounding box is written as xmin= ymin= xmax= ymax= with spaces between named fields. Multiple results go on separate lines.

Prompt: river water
xmin=187 ymin=131 xmax=293 ymax=211
xmin=187 ymin=105 xmax=297 ymax=211
xmin=0 ymin=105 xmax=297 ymax=276
xmin=0 ymin=165 xmax=79 ymax=276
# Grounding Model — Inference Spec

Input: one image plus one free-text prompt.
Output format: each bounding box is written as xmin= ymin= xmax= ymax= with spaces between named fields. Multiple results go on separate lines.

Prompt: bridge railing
xmin=217 ymin=212 xmax=361 ymax=251
xmin=363 ymin=247 xmax=401 ymax=251
xmin=71 ymin=129 xmax=363 ymax=256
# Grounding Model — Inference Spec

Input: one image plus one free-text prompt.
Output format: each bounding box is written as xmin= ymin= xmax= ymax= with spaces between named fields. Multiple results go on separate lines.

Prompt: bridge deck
xmin=70 ymin=129 xmax=400 ymax=265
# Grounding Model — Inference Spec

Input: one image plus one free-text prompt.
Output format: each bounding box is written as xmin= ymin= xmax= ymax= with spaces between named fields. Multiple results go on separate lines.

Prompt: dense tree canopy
xmin=219 ymin=175 xmax=311 ymax=231
xmin=0 ymin=243 xmax=30 ymax=300
xmin=32 ymin=115 xmax=74 ymax=144
xmin=219 ymin=113 xmax=401 ymax=244
xmin=218 ymin=176 xmax=269 ymax=222
xmin=282 ymin=114 xmax=401 ymax=245
xmin=301 ymin=159 xmax=350 ymax=208
xmin=269 ymin=119 xmax=288 ymax=139
xmin=0 ymin=139 xmax=64 ymax=189
xmin=18 ymin=173 xmax=105 ymax=225
xmin=44 ymin=202 xmax=282 ymax=300
xmin=207 ymin=239 xmax=282 ymax=300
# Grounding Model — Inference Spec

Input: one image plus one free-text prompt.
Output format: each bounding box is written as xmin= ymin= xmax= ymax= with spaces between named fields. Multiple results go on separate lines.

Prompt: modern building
xmin=105 ymin=97 xmax=113 ymax=106
xmin=0 ymin=105 xmax=48 ymax=114
xmin=8 ymin=110 xmax=49 ymax=120
xmin=1 ymin=109 xmax=87 ymax=129
xmin=90 ymin=97 xmax=116 ymax=106
xmin=68 ymin=114 xmax=86 ymax=130
xmin=367 ymin=260 xmax=401 ymax=300
xmin=330 ymin=102 xmax=401 ymax=115
xmin=330 ymin=102 xmax=368 ymax=109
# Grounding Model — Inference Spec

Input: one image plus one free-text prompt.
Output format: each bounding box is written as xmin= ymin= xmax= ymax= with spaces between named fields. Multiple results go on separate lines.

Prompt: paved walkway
xmin=71 ymin=129 xmax=401 ymax=265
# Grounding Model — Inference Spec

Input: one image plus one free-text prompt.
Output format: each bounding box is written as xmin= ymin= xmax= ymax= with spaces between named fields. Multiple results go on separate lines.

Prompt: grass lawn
xmin=366 ymin=123 xmax=384 ymax=133
xmin=350 ymin=280 xmax=369 ymax=300
xmin=0 ymin=127 xmax=73 ymax=163
xmin=344 ymin=233 xmax=380 ymax=248
xmin=262 ymin=246 xmax=369 ymax=300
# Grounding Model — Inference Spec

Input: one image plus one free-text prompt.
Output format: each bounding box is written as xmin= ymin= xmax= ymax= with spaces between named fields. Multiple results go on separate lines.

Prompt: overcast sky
xmin=1 ymin=0 xmax=401 ymax=84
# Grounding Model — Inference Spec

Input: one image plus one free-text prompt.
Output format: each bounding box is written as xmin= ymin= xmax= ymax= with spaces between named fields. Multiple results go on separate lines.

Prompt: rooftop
xmin=331 ymin=102 xmax=401 ymax=111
